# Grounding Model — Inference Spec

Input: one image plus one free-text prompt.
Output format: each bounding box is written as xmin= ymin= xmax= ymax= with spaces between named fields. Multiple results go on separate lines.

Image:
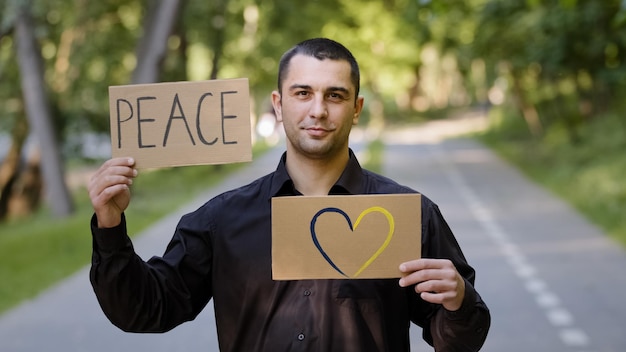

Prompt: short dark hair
xmin=277 ymin=38 xmax=360 ymax=100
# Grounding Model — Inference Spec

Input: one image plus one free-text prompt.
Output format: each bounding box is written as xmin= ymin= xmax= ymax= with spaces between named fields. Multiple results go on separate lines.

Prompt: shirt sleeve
xmin=89 ymin=212 xmax=213 ymax=333
xmin=417 ymin=198 xmax=491 ymax=351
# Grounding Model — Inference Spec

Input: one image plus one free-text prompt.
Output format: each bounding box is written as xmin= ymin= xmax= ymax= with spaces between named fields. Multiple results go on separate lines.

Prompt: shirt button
xmin=297 ymin=333 xmax=305 ymax=341
xmin=303 ymin=289 xmax=311 ymax=296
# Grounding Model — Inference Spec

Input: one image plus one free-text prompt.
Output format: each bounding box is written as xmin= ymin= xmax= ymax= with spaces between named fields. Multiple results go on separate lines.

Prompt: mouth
xmin=304 ymin=126 xmax=332 ymax=137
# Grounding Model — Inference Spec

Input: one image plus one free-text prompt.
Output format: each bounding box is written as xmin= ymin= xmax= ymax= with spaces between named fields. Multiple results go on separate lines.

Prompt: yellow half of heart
xmin=352 ymin=206 xmax=395 ymax=277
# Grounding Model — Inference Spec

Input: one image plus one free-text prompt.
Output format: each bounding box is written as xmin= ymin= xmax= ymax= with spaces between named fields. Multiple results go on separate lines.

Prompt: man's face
xmin=272 ymin=54 xmax=363 ymax=160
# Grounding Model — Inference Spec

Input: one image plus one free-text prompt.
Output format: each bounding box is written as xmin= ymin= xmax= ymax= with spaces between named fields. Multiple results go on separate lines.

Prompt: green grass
xmin=0 ymin=144 xmax=270 ymax=314
xmin=478 ymin=108 xmax=626 ymax=247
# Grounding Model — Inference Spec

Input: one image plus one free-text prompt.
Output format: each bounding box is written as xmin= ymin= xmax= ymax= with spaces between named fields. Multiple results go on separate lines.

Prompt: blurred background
xmin=1 ymin=0 xmax=625 ymax=346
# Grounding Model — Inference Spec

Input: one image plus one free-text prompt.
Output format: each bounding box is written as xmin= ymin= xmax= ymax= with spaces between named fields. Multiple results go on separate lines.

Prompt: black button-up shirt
xmin=90 ymin=150 xmax=490 ymax=351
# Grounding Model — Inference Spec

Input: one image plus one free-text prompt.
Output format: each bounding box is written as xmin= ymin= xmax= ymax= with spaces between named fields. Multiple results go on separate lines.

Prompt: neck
xmin=285 ymin=149 xmax=350 ymax=196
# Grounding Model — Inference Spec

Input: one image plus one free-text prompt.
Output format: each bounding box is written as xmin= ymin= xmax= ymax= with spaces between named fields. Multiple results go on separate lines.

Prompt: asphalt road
xmin=1 ymin=118 xmax=625 ymax=351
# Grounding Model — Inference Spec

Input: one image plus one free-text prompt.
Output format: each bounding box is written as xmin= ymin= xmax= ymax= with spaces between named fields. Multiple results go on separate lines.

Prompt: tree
xmin=132 ymin=0 xmax=182 ymax=84
xmin=14 ymin=3 xmax=73 ymax=217
xmin=0 ymin=117 xmax=30 ymax=219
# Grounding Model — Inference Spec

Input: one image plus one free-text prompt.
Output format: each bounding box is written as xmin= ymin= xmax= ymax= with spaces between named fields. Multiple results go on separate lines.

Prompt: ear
xmin=352 ymin=96 xmax=364 ymax=125
xmin=271 ymin=91 xmax=283 ymax=122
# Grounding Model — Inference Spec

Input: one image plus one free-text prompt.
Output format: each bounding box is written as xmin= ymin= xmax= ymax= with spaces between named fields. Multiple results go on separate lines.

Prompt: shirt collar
xmin=269 ymin=148 xmax=364 ymax=198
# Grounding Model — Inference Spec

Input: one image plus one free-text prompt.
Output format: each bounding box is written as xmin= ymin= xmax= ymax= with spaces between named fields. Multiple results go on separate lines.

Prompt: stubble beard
xmin=291 ymin=130 xmax=351 ymax=161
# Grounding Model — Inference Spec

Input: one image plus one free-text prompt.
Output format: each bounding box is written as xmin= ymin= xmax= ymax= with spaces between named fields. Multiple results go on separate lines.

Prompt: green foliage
xmin=470 ymin=0 xmax=626 ymax=135
xmin=480 ymin=107 xmax=626 ymax=246
xmin=1 ymin=0 xmax=625 ymax=136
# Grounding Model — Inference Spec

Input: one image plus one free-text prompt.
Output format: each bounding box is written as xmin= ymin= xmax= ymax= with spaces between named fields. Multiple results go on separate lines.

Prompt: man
xmin=89 ymin=38 xmax=490 ymax=351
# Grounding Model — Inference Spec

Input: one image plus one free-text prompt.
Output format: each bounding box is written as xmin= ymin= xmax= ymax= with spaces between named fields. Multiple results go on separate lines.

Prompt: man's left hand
xmin=398 ymin=258 xmax=466 ymax=311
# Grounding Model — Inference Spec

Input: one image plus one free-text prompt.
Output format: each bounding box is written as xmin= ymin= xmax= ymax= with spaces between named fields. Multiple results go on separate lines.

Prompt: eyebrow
xmin=288 ymin=84 xmax=351 ymax=96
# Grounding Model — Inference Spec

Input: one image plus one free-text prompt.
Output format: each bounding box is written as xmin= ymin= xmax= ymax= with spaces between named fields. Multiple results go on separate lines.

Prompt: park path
xmin=1 ymin=113 xmax=626 ymax=351
xmin=387 ymin=118 xmax=626 ymax=352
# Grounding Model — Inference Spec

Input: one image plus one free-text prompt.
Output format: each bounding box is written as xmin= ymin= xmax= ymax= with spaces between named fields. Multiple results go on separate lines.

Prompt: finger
xmin=90 ymin=182 xmax=130 ymax=208
xmin=420 ymin=279 xmax=465 ymax=311
xmin=399 ymin=269 xmax=447 ymax=288
xmin=399 ymin=260 xmax=457 ymax=288
xmin=108 ymin=157 xmax=135 ymax=168
xmin=399 ymin=258 xmax=449 ymax=273
xmin=91 ymin=157 xmax=136 ymax=180
xmin=89 ymin=172 xmax=134 ymax=199
xmin=93 ymin=157 xmax=134 ymax=175
xmin=88 ymin=167 xmax=136 ymax=207
xmin=88 ymin=161 xmax=137 ymax=194
xmin=415 ymin=276 xmax=457 ymax=293
xmin=419 ymin=291 xmax=455 ymax=305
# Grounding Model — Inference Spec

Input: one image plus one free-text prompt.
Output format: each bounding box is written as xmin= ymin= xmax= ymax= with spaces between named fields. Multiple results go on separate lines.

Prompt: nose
xmin=309 ymin=95 xmax=328 ymax=118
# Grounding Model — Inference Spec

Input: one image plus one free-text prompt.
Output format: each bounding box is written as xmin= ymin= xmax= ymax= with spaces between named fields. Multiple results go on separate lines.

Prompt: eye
xmin=327 ymin=92 xmax=347 ymax=102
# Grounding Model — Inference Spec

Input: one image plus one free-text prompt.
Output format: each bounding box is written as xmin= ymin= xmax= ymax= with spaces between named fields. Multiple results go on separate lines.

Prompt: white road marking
xmin=560 ymin=328 xmax=591 ymax=346
xmin=428 ymin=144 xmax=592 ymax=350
xmin=547 ymin=308 xmax=574 ymax=326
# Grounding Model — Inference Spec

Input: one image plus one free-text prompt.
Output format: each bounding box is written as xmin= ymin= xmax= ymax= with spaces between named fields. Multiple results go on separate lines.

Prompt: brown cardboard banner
xmin=272 ymin=194 xmax=422 ymax=280
xmin=108 ymin=78 xmax=252 ymax=169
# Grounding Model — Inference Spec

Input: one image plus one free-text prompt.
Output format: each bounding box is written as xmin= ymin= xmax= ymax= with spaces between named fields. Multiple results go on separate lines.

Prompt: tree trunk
xmin=132 ymin=0 xmax=182 ymax=84
xmin=15 ymin=5 xmax=74 ymax=217
xmin=0 ymin=118 xmax=29 ymax=219
xmin=209 ymin=0 xmax=228 ymax=80
xmin=510 ymin=71 xmax=543 ymax=137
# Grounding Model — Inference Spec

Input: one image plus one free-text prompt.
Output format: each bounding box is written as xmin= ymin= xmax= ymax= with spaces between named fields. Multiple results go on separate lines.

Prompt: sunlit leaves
xmin=1 ymin=0 xmax=625 ymax=139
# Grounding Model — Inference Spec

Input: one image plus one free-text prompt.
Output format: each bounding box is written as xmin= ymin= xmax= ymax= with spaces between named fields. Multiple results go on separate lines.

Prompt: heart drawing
xmin=310 ymin=206 xmax=395 ymax=278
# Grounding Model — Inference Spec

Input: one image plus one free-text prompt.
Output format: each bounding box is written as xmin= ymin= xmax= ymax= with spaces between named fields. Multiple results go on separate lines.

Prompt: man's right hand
xmin=88 ymin=157 xmax=137 ymax=228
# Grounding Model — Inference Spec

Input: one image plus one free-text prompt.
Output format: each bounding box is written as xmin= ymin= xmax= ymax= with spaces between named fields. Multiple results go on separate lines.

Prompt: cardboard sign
xmin=272 ymin=194 xmax=422 ymax=280
xmin=108 ymin=78 xmax=252 ymax=169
